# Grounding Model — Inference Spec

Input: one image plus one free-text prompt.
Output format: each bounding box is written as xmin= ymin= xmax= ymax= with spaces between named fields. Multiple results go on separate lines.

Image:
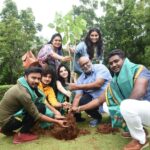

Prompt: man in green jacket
xmin=0 ymin=67 xmax=67 ymax=144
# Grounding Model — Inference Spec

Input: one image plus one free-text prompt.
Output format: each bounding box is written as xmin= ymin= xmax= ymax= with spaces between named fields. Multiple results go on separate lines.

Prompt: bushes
xmin=0 ymin=85 xmax=13 ymax=100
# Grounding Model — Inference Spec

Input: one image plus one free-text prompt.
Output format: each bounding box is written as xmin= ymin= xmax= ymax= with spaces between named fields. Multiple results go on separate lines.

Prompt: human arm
xmin=47 ymin=88 xmax=63 ymax=108
xmin=45 ymin=100 xmax=62 ymax=116
xmin=50 ymin=51 xmax=71 ymax=62
xmin=39 ymin=114 xmax=67 ymax=127
xmin=129 ymin=67 xmax=150 ymax=99
xmin=71 ymin=92 xmax=106 ymax=112
xmin=72 ymin=93 xmax=82 ymax=107
xmin=129 ymin=78 xmax=149 ymax=99
xmin=47 ymin=87 xmax=71 ymax=109
xmin=19 ymin=88 xmax=66 ymax=127
xmin=56 ymin=80 xmax=72 ymax=97
xmin=68 ymin=78 xmax=105 ymax=91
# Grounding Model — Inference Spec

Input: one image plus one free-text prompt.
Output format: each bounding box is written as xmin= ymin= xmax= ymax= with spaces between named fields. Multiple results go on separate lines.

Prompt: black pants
xmin=1 ymin=102 xmax=46 ymax=136
xmin=79 ymin=93 xmax=102 ymax=120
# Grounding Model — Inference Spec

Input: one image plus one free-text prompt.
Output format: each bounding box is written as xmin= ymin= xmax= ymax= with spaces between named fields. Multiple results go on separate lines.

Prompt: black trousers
xmin=1 ymin=102 xmax=46 ymax=136
xmin=79 ymin=93 xmax=102 ymax=120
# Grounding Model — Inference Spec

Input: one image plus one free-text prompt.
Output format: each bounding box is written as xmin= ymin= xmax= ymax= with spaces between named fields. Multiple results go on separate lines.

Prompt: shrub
xmin=0 ymin=85 xmax=13 ymax=100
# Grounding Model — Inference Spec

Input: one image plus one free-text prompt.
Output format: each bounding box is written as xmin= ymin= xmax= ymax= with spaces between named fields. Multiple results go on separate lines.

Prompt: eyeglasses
xmin=80 ymin=60 xmax=90 ymax=68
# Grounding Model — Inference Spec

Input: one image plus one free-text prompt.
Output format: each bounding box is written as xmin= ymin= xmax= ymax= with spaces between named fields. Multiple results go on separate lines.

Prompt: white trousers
xmin=103 ymin=102 xmax=110 ymax=114
xmin=120 ymin=99 xmax=150 ymax=144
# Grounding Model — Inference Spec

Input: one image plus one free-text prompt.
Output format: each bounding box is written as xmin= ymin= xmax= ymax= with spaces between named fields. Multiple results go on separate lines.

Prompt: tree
xmin=72 ymin=0 xmax=101 ymax=37
xmin=99 ymin=0 xmax=150 ymax=66
xmin=0 ymin=0 xmax=43 ymax=84
xmin=48 ymin=11 xmax=87 ymax=80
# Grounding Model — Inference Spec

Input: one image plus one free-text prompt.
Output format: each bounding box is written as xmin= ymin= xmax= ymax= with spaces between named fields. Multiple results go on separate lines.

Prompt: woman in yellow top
xmin=38 ymin=66 xmax=70 ymax=115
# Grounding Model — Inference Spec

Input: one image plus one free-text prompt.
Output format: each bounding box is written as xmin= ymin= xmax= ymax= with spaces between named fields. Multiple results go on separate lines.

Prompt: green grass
xmin=1 ymin=113 xmax=150 ymax=150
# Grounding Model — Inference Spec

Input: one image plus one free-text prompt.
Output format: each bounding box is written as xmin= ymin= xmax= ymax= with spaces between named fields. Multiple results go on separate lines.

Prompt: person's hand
xmin=62 ymin=102 xmax=72 ymax=109
xmin=70 ymin=106 xmax=80 ymax=113
xmin=67 ymin=83 xmax=78 ymax=91
xmin=56 ymin=120 xmax=68 ymax=128
xmin=62 ymin=56 xmax=72 ymax=62
xmin=65 ymin=90 xmax=72 ymax=97
xmin=69 ymin=47 xmax=75 ymax=53
xmin=55 ymin=114 xmax=66 ymax=120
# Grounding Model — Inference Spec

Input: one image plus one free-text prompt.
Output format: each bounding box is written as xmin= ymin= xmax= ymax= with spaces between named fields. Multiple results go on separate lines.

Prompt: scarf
xmin=106 ymin=58 xmax=143 ymax=131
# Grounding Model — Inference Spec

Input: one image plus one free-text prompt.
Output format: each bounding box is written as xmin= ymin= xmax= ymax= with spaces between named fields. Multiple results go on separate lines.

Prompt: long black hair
xmin=84 ymin=28 xmax=103 ymax=60
xmin=47 ymin=33 xmax=62 ymax=51
xmin=57 ymin=64 xmax=70 ymax=86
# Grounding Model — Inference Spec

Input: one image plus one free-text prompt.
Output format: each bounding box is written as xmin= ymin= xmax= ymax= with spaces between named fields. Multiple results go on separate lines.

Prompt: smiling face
xmin=51 ymin=36 xmax=62 ymax=49
xmin=108 ymin=55 xmax=124 ymax=73
xmin=25 ymin=73 xmax=41 ymax=88
xmin=79 ymin=57 xmax=92 ymax=73
xmin=59 ymin=66 xmax=69 ymax=79
xmin=41 ymin=74 xmax=52 ymax=86
xmin=89 ymin=31 xmax=100 ymax=43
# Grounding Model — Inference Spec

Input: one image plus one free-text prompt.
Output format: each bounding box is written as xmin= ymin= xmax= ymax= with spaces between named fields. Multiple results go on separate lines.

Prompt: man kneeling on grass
xmin=0 ymin=67 xmax=67 ymax=144
xmin=71 ymin=49 xmax=150 ymax=150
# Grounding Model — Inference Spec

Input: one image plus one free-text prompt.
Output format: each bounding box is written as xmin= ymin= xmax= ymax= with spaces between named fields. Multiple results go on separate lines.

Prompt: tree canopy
xmin=0 ymin=0 xmax=43 ymax=84
xmin=0 ymin=0 xmax=149 ymax=84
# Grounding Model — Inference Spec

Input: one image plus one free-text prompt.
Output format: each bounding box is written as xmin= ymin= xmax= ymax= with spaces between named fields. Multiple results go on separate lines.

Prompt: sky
xmin=0 ymin=0 xmax=80 ymax=39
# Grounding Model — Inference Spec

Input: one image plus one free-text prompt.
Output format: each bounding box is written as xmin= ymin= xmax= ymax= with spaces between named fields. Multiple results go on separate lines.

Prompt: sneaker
xmin=123 ymin=139 xmax=149 ymax=150
xmin=13 ymin=132 xmax=39 ymax=144
xmin=89 ymin=119 xmax=101 ymax=127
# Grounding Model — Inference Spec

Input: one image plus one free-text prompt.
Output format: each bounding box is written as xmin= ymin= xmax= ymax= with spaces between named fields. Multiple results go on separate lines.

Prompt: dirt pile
xmin=97 ymin=123 xmax=120 ymax=134
xmin=50 ymin=113 xmax=79 ymax=140
xmin=79 ymin=129 xmax=91 ymax=135
xmin=32 ymin=112 xmax=91 ymax=140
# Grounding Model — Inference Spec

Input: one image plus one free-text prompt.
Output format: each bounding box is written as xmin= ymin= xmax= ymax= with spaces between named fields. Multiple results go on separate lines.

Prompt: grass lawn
xmin=0 ymin=113 xmax=150 ymax=150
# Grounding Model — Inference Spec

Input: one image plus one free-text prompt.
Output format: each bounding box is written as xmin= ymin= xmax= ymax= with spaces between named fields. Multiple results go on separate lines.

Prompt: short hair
xmin=24 ymin=67 xmax=43 ymax=76
xmin=42 ymin=66 xmax=55 ymax=76
xmin=108 ymin=49 xmax=125 ymax=60
xmin=41 ymin=66 xmax=56 ymax=88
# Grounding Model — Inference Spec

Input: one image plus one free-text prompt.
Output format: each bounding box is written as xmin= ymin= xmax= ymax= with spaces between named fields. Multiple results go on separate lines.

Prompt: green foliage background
xmin=0 ymin=0 xmax=150 ymax=85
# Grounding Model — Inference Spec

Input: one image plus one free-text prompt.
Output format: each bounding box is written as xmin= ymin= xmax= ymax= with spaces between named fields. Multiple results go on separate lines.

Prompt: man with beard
xmin=68 ymin=56 xmax=112 ymax=127
xmin=72 ymin=50 xmax=150 ymax=150
xmin=0 ymin=67 xmax=67 ymax=144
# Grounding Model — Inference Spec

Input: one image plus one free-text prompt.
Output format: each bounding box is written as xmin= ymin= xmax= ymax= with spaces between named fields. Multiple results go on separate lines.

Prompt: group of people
xmin=0 ymin=28 xmax=150 ymax=150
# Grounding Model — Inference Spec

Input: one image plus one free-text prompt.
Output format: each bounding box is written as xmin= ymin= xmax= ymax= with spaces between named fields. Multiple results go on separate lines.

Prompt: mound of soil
xmin=50 ymin=112 xmax=79 ymax=140
xmin=79 ymin=129 xmax=91 ymax=135
xmin=97 ymin=123 xmax=120 ymax=134
xmin=32 ymin=112 xmax=91 ymax=140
